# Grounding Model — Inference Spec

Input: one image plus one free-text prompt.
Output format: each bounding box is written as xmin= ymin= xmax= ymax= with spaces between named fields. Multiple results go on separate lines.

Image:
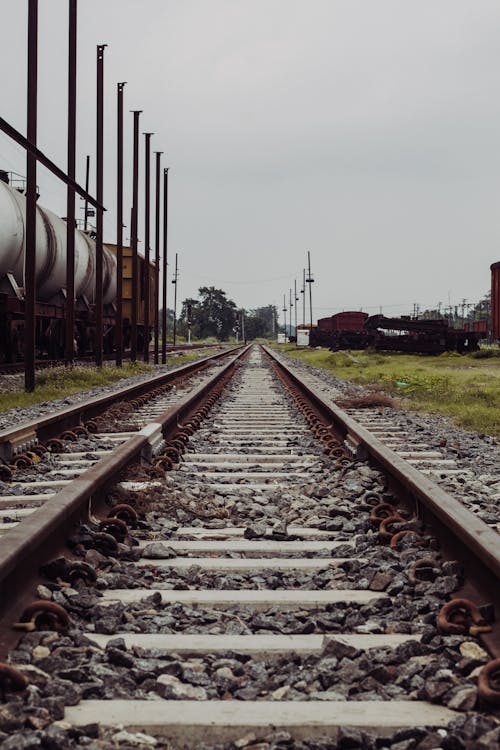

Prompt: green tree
xmin=197 ymin=287 xmax=237 ymax=340
xmin=179 ymin=288 xmax=237 ymax=340
xmin=178 ymin=298 xmax=199 ymax=339
xmin=244 ymin=305 xmax=278 ymax=339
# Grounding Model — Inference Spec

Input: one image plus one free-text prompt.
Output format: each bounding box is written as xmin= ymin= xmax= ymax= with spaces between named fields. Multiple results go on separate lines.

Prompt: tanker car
xmin=0 ymin=172 xmax=154 ymax=362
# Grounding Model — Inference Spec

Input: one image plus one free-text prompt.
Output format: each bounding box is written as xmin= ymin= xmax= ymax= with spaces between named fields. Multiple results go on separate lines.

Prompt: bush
xmin=470 ymin=348 xmax=500 ymax=359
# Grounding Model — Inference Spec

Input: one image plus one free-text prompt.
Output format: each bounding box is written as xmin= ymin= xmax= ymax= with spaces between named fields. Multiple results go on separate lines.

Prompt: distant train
xmin=300 ymin=261 xmax=500 ymax=354
xmin=0 ymin=173 xmax=154 ymax=362
xmin=307 ymin=311 xmax=481 ymax=354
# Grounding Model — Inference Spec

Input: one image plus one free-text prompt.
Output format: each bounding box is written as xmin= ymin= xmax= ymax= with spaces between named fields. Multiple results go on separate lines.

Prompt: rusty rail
xmin=263 ymin=345 xmax=500 ymax=656
xmin=0 ymin=345 xmax=243 ymax=462
xmin=0 ymin=345 xmax=250 ymax=655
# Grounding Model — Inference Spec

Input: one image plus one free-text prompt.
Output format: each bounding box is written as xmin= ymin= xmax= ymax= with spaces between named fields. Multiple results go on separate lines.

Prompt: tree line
xmin=161 ymin=286 xmax=278 ymax=342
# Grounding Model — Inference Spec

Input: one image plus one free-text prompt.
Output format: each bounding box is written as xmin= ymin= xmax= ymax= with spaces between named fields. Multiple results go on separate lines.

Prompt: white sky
xmin=1 ymin=0 xmax=500 ymax=322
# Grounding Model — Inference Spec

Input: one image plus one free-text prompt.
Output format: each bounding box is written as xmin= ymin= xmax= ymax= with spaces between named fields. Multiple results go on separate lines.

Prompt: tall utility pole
xmin=161 ymin=168 xmax=169 ymax=363
xmin=294 ymin=279 xmax=298 ymax=342
xmin=130 ymin=110 xmax=141 ymax=362
xmin=153 ymin=151 xmax=162 ymax=364
xmin=172 ymin=252 xmax=179 ymax=346
xmin=83 ymin=155 xmax=90 ymax=230
xmin=65 ymin=0 xmax=77 ymax=365
xmin=282 ymin=294 xmax=287 ymax=341
xmin=143 ymin=132 xmax=153 ymax=362
xmin=306 ymin=251 xmax=314 ymax=331
xmin=154 ymin=151 xmax=163 ymax=365
xmin=301 ymin=268 xmax=306 ymax=326
xmin=95 ymin=43 xmax=106 ymax=368
xmin=115 ymin=82 xmax=126 ymax=367
xmin=289 ymin=288 xmax=293 ymax=337
xmin=25 ymin=0 xmax=38 ymax=392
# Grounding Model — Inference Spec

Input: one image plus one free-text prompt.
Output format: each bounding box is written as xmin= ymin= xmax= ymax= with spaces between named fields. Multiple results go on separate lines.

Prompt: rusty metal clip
xmin=478 ymin=658 xmax=500 ymax=705
xmin=108 ymin=504 xmax=138 ymax=527
xmin=437 ymin=598 xmax=492 ymax=636
xmin=407 ymin=557 xmax=439 ymax=584
xmin=0 ymin=663 xmax=28 ymax=699
xmin=390 ymin=530 xmax=426 ymax=550
xmin=98 ymin=517 xmax=128 ymax=543
xmin=13 ymin=600 xmax=70 ymax=633
xmin=370 ymin=503 xmax=402 ymax=525
xmin=378 ymin=515 xmax=404 ymax=541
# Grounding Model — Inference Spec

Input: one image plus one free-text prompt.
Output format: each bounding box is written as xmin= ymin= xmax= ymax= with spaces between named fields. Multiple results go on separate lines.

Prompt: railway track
xmin=270 ymin=349 xmax=500 ymax=537
xmin=0 ymin=345 xmax=499 ymax=749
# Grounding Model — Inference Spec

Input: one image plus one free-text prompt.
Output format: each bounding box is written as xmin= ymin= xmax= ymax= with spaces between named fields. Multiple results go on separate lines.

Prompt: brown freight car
xmin=491 ymin=261 xmax=500 ymax=341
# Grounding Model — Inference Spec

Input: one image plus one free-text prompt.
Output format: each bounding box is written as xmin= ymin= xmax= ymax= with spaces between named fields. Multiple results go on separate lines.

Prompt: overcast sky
xmin=2 ymin=0 xmax=500 ymax=322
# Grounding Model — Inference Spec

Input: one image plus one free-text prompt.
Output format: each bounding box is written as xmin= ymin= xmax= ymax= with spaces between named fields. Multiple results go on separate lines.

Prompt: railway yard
xmin=0 ymin=344 xmax=497 ymax=749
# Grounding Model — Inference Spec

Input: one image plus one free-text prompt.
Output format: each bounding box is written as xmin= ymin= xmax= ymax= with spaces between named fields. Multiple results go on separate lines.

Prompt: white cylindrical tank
xmin=103 ymin=245 xmax=117 ymax=305
xmin=0 ymin=179 xmax=29 ymax=283
xmin=0 ymin=180 xmax=116 ymax=304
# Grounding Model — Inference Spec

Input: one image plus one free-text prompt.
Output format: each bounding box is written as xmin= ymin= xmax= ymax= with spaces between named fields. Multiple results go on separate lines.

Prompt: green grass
xmin=271 ymin=344 xmax=500 ymax=437
xmin=0 ymin=362 xmax=155 ymax=412
xmin=0 ymin=344 xmax=231 ymax=413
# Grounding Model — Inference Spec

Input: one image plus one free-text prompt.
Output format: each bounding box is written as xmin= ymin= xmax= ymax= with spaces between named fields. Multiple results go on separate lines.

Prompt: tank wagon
xmin=0 ymin=174 xmax=154 ymax=361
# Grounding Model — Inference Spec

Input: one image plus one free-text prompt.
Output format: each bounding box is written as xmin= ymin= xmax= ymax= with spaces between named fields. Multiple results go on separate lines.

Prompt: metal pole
xmin=282 ymin=294 xmax=287 ymax=342
xmin=65 ymin=0 xmax=77 ymax=365
xmin=289 ymin=288 xmax=293 ymax=338
xmin=115 ymin=82 xmax=126 ymax=367
xmin=301 ymin=268 xmax=305 ymax=326
xmin=153 ymin=151 xmax=162 ymax=364
xmin=130 ymin=110 xmax=141 ymax=362
xmin=83 ymin=155 xmax=90 ymax=230
xmin=172 ymin=252 xmax=178 ymax=346
xmin=143 ymin=132 xmax=153 ymax=362
xmin=294 ymin=279 xmax=298 ymax=343
xmin=95 ymin=44 xmax=106 ymax=368
xmin=25 ymin=0 xmax=38 ymax=392
xmin=161 ymin=167 xmax=169 ymax=363
xmin=307 ymin=251 xmax=314 ymax=331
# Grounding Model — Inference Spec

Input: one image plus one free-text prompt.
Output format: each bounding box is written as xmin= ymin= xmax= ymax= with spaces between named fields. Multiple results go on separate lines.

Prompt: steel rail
xmin=263 ymin=345 xmax=500 ymax=654
xmin=0 ymin=345 xmax=250 ymax=655
xmin=0 ymin=345 xmax=243 ymax=462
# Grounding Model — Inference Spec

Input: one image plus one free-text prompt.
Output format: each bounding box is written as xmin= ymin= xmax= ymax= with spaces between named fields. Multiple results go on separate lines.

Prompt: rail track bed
xmin=272 ymin=350 xmax=500 ymax=536
xmin=0 ymin=346 xmax=499 ymax=749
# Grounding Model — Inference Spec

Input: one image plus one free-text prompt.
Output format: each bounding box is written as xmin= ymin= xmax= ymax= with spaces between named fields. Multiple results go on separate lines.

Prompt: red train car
xmin=312 ymin=312 xmax=370 ymax=349
xmin=464 ymin=320 xmax=488 ymax=335
xmin=492 ymin=261 xmax=500 ymax=341
xmin=317 ymin=311 xmax=369 ymax=332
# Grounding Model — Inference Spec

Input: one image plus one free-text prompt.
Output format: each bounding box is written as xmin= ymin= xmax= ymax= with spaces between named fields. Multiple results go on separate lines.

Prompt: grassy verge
xmin=0 ymin=362 xmax=155 ymax=412
xmin=271 ymin=344 xmax=500 ymax=437
xmin=0 ymin=345 xmax=229 ymax=413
